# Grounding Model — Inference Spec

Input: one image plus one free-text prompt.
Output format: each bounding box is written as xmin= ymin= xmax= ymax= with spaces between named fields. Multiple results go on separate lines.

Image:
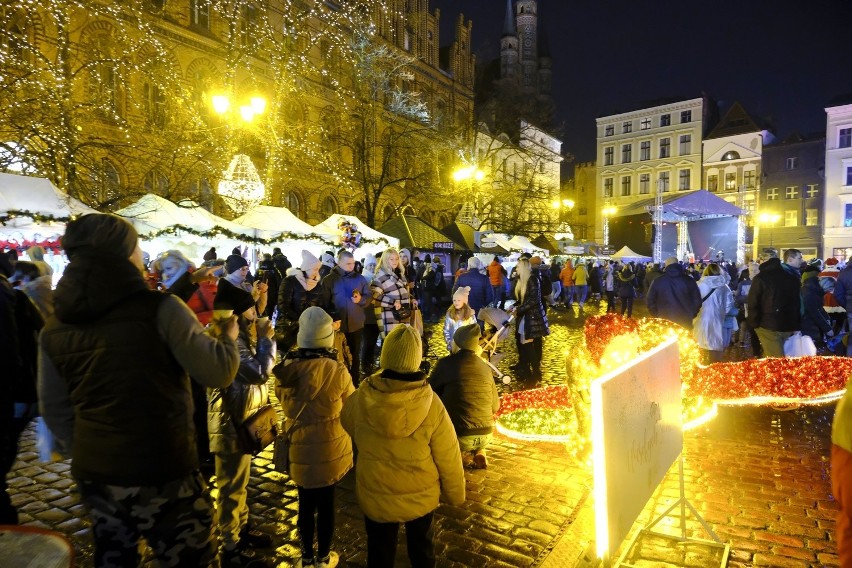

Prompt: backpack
xmin=426 ymin=267 xmax=442 ymax=290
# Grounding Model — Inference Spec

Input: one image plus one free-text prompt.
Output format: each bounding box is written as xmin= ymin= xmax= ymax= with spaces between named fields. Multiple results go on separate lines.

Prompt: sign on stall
xmin=433 ymin=241 xmax=455 ymax=250
xmin=591 ymin=337 xmax=682 ymax=559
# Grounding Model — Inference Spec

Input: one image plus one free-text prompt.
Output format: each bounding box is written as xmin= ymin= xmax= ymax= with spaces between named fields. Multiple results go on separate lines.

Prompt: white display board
xmin=591 ymin=337 xmax=682 ymax=558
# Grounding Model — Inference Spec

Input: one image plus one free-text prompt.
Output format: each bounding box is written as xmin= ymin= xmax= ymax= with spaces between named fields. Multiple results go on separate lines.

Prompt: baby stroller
xmin=478 ymin=307 xmax=514 ymax=385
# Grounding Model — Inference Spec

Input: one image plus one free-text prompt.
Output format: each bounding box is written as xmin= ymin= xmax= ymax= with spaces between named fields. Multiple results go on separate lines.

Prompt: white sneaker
xmin=317 ymin=551 xmax=339 ymax=568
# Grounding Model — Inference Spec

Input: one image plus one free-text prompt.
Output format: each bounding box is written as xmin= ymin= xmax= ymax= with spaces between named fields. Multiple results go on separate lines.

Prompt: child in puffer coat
xmin=274 ymin=307 xmax=354 ymax=568
xmin=341 ymin=325 xmax=465 ymax=567
xmin=443 ymin=286 xmax=477 ymax=353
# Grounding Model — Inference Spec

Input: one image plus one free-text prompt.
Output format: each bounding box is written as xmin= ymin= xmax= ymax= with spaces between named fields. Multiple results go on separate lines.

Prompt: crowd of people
xmin=5 ymin=214 xmax=852 ymax=567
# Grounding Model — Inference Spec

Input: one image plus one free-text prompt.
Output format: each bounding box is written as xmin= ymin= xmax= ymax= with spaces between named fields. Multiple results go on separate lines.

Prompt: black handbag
xmin=234 ymin=404 xmax=278 ymax=456
xmin=392 ymin=305 xmax=412 ymax=321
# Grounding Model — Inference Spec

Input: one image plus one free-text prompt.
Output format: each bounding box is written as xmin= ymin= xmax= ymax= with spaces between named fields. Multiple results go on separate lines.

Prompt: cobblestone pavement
xmin=4 ymin=298 xmax=841 ymax=567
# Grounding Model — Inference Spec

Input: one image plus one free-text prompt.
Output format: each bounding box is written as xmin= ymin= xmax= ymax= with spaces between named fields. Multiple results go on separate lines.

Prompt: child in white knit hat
xmin=443 ymin=286 xmax=477 ymax=353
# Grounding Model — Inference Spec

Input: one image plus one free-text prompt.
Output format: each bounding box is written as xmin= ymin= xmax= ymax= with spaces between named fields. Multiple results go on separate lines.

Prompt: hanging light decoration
xmin=218 ymin=154 xmax=265 ymax=213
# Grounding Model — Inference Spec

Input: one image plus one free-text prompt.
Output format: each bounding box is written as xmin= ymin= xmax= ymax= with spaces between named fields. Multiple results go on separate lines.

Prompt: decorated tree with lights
xmin=317 ymin=21 xmax=454 ymax=228
xmin=0 ymin=1 xmax=223 ymax=209
xmin=451 ymin=122 xmax=563 ymax=236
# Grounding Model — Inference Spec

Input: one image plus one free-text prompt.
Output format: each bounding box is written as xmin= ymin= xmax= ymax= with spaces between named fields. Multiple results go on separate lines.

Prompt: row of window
xmin=771 ymin=209 xmax=820 ymax=227
xmin=602 ymin=135 xmax=692 ymax=165
xmin=602 ymin=169 xmax=692 ymax=197
xmin=706 ymin=171 xmax=757 ymax=192
xmin=603 ymin=110 xmax=693 ymax=137
xmin=765 ymin=184 xmax=820 ymax=200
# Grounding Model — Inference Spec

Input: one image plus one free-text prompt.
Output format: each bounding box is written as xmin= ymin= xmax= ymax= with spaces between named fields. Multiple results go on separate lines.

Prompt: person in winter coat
xmin=486 ymin=256 xmax=506 ymax=309
xmin=277 ymin=250 xmax=323 ymax=352
xmin=746 ymin=249 xmax=804 ymax=357
xmin=452 ymin=257 xmax=493 ymax=323
xmin=224 ymin=253 xmax=268 ymax=316
xmin=693 ymin=263 xmax=735 ymax=363
xmin=274 ymin=307 xmax=355 ymax=568
xmin=833 ymin=260 xmax=852 ymax=356
xmin=399 ymin=248 xmax=417 ymax=295
xmin=11 ymin=260 xmax=54 ymax=319
xmin=370 ymin=248 xmax=416 ymax=337
xmin=256 ymin=253 xmax=281 ymax=318
xmin=604 ymin=263 xmax=617 ymax=313
xmin=319 ymin=250 xmax=371 ymax=386
xmin=617 ymin=265 xmax=637 ymax=317
xmin=559 ymin=260 xmax=575 ymax=308
xmin=341 ymin=325 xmax=465 ymax=568
xmin=801 ymin=267 xmax=834 ymax=347
xmin=589 ymin=261 xmax=603 ymax=302
xmin=443 ymin=286 xmax=477 ymax=352
xmin=643 ymin=263 xmax=664 ymax=296
xmin=38 ymin=214 xmax=240 ymax=567
xmin=511 ymin=258 xmax=550 ymax=381
xmin=572 ymin=261 xmax=589 ymax=313
xmin=207 ymin=279 xmax=276 ymax=566
xmin=25 ymin=245 xmax=53 ymax=277
xmin=646 ymin=257 xmax=702 ymax=330
xmin=734 ymin=268 xmax=758 ymax=354
xmin=429 ymin=324 xmax=500 ymax=469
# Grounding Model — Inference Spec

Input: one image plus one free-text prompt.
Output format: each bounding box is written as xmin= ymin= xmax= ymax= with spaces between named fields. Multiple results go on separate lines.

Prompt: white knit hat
xmin=380 ymin=325 xmax=422 ymax=373
xmin=467 ymin=257 xmax=481 ymax=270
xmin=300 ymin=250 xmax=321 ymax=272
xmin=297 ymin=306 xmax=334 ymax=349
xmin=453 ymin=285 xmax=471 ymax=302
xmin=320 ymin=253 xmax=336 ymax=268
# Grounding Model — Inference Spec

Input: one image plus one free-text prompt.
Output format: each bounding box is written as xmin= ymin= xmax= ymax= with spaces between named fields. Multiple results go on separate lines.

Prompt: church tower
xmin=515 ymin=0 xmax=538 ymax=91
xmin=500 ymin=0 xmax=518 ymax=82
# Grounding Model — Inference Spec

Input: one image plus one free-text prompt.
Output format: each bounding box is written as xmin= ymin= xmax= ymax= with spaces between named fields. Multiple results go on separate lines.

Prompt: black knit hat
xmin=225 ymin=254 xmax=249 ymax=275
xmin=61 ymin=213 xmax=138 ymax=260
xmin=214 ymin=278 xmax=255 ymax=315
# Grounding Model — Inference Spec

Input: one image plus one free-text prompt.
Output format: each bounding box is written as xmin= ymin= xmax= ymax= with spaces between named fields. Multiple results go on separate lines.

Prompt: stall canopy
xmin=0 ymin=172 xmax=97 ymax=238
xmin=379 ymin=216 xmax=468 ymax=252
xmin=615 ymin=189 xmax=745 ymax=221
xmin=611 ymin=245 xmax=652 ymax=262
xmin=117 ymin=194 xmax=255 ymax=241
xmin=313 ymin=214 xmax=398 ymax=250
xmin=234 ymin=205 xmax=336 ymax=245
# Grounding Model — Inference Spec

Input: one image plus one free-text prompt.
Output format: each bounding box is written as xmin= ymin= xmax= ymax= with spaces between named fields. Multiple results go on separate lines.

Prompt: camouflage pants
xmin=78 ymin=471 xmax=218 ymax=568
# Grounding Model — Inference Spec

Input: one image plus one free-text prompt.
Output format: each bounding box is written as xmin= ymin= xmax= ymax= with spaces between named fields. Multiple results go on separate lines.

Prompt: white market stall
xmin=116 ymin=194 xmax=256 ymax=265
xmin=313 ymin=214 xmax=399 ymax=259
xmin=610 ymin=245 xmax=652 ymax=263
xmin=0 ymin=172 xmax=99 ymax=278
xmin=233 ymin=205 xmax=338 ymax=262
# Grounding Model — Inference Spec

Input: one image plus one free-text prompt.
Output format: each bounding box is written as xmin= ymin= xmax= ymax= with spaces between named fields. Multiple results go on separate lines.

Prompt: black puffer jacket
xmin=801 ymin=276 xmax=831 ymax=342
xmin=746 ymin=258 xmax=801 ymax=332
xmin=514 ymin=273 xmax=550 ymax=339
xmin=278 ymin=273 xmax=322 ymax=322
xmin=428 ymin=350 xmax=500 ymax=436
xmin=646 ymin=263 xmax=702 ymax=330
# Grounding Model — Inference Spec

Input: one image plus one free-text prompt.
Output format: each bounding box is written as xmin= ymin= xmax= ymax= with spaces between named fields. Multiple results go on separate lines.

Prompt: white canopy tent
xmin=313 ymin=214 xmax=399 ymax=258
xmin=610 ymin=245 xmax=652 ymax=262
xmin=234 ymin=205 xmax=338 ymax=264
xmin=0 ymin=172 xmax=97 ymax=240
xmin=116 ymin=194 xmax=256 ymax=264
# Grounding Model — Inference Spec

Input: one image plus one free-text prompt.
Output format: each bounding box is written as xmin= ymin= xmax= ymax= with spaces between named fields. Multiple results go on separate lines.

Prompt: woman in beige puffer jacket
xmin=274 ymin=307 xmax=354 ymax=568
xmin=341 ymin=325 xmax=465 ymax=567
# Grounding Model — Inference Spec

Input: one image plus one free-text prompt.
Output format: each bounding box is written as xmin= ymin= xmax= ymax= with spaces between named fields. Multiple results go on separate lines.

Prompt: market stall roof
xmin=610 ymin=245 xmax=652 ymax=262
xmin=116 ymin=194 xmax=255 ymax=242
xmin=379 ymin=216 xmax=468 ymax=251
xmin=314 ymin=214 xmax=398 ymax=248
xmin=531 ymin=234 xmax=560 ymax=255
xmin=234 ymin=205 xmax=336 ymax=244
xmin=507 ymin=235 xmax=547 ymax=255
xmin=0 ymin=172 xmax=97 ymax=237
xmin=615 ymin=189 xmax=745 ymax=221
xmin=440 ymin=222 xmax=478 ymax=251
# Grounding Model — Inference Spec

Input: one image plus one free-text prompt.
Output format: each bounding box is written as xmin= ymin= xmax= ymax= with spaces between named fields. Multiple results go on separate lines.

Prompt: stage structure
xmin=618 ymin=190 xmax=746 ymax=264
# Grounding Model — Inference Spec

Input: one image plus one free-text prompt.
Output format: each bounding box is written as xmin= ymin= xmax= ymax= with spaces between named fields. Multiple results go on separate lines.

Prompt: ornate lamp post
xmin=602 ymin=206 xmax=617 ymax=248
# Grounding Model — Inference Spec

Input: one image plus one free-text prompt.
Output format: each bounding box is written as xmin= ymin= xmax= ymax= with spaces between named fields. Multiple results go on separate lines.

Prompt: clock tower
xmin=516 ymin=0 xmax=538 ymax=91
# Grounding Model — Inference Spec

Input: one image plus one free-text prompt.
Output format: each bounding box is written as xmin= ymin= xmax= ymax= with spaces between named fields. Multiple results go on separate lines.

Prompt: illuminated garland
xmin=0 ymin=210 xmax=75 ymax=225
xmin=134 ymin=224 xmax=391 ymax=248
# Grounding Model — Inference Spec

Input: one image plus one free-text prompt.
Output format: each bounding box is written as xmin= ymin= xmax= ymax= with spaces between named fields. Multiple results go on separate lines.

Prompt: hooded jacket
xmin=340 ymin=370 xmax=465 ymax=522
xmin=646 ymin=263 xmax=702 ymax=330
xmin=746 ymin=258 xmax=802 ymax=332
xmin=318 ymin=265 xmax=371 ymax=333
xmin=693 ymin=274 xmax=735 ymax=351
xmin=801 ymin=276 xmax=832 ymax=341
xmin=39 ymin=255 xmax=239 ymax=486
xmin=429 ymin=350 xmax=499 ymax=437
xmin=275 ymin=349 xmax=354 ymax=489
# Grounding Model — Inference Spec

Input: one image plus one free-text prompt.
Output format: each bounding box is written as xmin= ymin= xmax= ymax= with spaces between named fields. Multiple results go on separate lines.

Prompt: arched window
xmin=95 ymin=159 xmax=121 ymax=208
xmin=144 ymin=169 xmax=169 ymax=196
xmin=284 ymin=190 xmax=302 ymax=217
xmin=322 ymin=195 xmax=338 ymax=217
xmin=721 ymin=151 xmax=740 ymax=161
xmin=2 ymin=7 xmax=30 ymax=64
xmin=143 ymin=81 xmax=166 ymax=128
xmin=401 ymin=205 xmax=416 ymax=216
xmin=85 ymin=32 xmax=123 ymax=119
xmin=420 ymin=210 xmax=433 ymax=225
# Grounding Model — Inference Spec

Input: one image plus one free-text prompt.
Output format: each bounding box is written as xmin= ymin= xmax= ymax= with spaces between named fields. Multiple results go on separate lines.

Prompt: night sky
xmin=431 ymin=0 xmax=852 ymax=168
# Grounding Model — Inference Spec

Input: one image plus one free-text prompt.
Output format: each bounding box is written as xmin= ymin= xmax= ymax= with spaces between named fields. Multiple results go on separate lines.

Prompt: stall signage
xmin=433 ymin=241 xmax=455 ymax=250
